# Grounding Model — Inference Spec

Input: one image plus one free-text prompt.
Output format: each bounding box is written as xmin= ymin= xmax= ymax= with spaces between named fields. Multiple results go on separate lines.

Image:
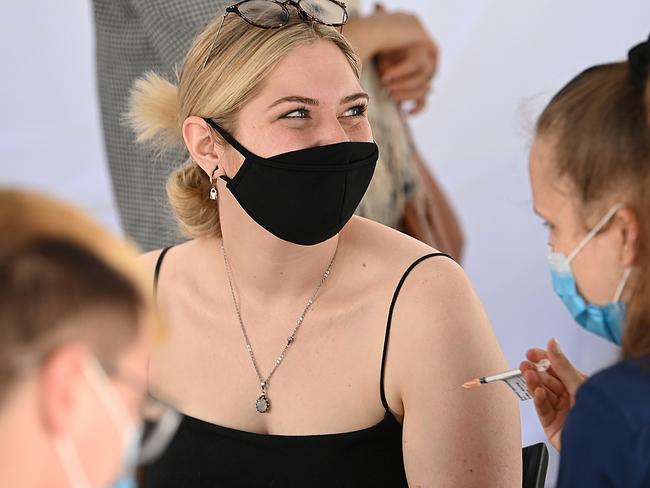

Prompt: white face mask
xmin=53 ymin=358 xmax=143 ymax=488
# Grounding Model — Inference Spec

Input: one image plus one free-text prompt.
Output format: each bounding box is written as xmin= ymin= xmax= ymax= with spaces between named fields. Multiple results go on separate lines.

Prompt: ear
xmin=616 ymin=207 xmax=640 ymax=266
xmin=182 ymin=116 xmax=225 ymax=178
xmin=38 ymin=344 xmax=91 ymax=436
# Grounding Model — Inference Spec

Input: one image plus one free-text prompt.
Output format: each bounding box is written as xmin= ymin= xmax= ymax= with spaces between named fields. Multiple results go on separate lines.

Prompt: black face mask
xmin=205 ymin=119 xmax=378 ymax=246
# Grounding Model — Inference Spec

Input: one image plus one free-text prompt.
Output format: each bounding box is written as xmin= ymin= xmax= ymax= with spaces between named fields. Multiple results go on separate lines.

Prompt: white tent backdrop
xmin=1 ymin=2 xmax=648 ymax=485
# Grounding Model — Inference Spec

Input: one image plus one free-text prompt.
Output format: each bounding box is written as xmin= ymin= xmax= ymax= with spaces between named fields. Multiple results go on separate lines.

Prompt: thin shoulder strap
xmin=380 ymin=252 xmax=452 ymax=412
xmin=153 ymin=246 xmax=173 ymax=297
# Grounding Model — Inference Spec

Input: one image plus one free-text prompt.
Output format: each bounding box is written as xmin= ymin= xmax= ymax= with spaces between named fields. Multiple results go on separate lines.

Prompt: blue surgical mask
xmin=547 ymin=204 xmax=631 ymax=345
xmin=105 ymin=428 xmax=141 ymax=488
xmin=53 ymin=358 xmax=143 ymax=488
xmin=108 ymin=479 xmax=137 ymax=488
xmin=90 ymin=359 xmax=143 ymax=488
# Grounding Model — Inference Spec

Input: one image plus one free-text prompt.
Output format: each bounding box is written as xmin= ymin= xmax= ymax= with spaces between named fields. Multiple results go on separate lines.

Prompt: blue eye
xmin=279 ymin=104 xmax=368 ymax=120
xmin=342 ymin=104 xmax=368 ymax=118
xmin=281 ymin=107 xmax=310 ymax=119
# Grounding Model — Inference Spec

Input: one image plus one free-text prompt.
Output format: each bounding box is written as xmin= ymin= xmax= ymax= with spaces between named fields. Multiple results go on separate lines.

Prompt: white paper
xmin=503 ymin=375 xmax=533 ymax=401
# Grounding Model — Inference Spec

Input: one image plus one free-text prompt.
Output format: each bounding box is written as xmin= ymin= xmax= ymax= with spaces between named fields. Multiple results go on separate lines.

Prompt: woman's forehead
xmin=254 ymin=40 xmax=361 ymax=103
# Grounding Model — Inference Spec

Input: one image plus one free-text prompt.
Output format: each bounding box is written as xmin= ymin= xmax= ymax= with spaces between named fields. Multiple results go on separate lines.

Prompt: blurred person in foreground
xmin=0 ymin=189 xmax=179 ymax=488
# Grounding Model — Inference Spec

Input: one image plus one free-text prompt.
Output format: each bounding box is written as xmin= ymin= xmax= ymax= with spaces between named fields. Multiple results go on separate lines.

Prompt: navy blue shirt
xmin=557 ymin=357 xmax=650 ymax=487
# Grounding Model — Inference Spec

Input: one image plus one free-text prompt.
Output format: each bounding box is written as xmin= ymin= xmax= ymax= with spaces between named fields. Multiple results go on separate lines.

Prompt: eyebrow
xmin=341 ymin=92 xmax=370 ymax=104
xmin=267 ymin=92 xmax=370 ymax=110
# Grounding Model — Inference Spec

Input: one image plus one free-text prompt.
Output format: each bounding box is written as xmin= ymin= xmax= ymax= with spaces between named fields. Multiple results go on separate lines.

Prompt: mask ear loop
xmin=53 ymin=435 xmax=92 ymax=488
xmin=567 ymin=203 xmax=625 ymax=263
xmin=613 ymin=267 xmax=632 ymax=302
xmin=204 ymin=118 xmax=257 ymax=184
xmin=204 ymin=118 xmax=253 ymax=158
xmin=85 ymin=357 xmax=132 ymax=430
xmin=52 ymin=358 xmax=128 ymax=488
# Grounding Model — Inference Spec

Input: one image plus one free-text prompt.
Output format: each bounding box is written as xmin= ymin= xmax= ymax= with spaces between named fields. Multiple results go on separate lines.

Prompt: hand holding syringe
xmin=461 ymin=359 xmax=551 ymax=401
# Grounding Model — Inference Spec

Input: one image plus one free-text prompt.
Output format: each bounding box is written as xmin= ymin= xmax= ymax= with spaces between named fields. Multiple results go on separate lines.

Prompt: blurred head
xmin=0 ymin=190 xmax=157 ymax=487
xmin=529 ymin=36 xmax=650 ymax=357
xmin=127 ymin=9 xmax=371 ymax=240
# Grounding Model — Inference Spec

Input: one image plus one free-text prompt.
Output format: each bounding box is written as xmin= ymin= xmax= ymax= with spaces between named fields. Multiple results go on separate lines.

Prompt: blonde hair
xmin=126 ymin=14 xmax=361 ymax=239
xmin=0 ymin=190 xmax=157 ymax=402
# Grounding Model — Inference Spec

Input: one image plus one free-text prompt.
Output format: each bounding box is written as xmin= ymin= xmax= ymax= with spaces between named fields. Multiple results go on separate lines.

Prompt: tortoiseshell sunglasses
xmin=201 ymin=0 xmax=348 ymax=69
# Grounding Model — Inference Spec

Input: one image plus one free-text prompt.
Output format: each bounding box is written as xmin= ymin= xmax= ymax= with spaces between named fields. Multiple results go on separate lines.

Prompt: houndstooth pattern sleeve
xmin=92 ymin=0 xmax=228 ymax=251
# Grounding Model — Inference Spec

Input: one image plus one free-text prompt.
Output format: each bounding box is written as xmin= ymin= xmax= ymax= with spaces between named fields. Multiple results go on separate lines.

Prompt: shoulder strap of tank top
xmin=380 ymin=252 xmax=453 ymax=412
xmin=153 ymin=246 xmax=173 ymax=298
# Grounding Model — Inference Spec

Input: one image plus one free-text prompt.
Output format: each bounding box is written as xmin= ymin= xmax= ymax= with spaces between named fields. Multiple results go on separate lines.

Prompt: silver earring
xmin=209 ymin=166 xmax=219 ymax=201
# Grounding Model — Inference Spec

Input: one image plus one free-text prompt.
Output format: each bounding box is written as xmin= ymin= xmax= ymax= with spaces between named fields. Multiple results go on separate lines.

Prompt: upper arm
xmin=386 ymin=257 xmax=521 ymax=487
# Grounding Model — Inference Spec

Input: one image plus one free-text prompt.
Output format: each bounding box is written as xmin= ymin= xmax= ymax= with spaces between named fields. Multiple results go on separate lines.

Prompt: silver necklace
xmin=221 ymin=241 xmax=337 ymax=414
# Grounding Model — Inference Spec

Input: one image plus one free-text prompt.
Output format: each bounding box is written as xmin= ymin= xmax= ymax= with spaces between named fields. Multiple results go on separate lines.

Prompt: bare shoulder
xmin=374 ymin=223 xmax=502 ymax=377
xmin=344 ymin=216 xmax=447 ymax=272
xmin=342 ymin=216 xmax=469 ymax=332
xmin=139 ymin=249 xmax=165 ymax=275
xmin=136 ymin=249 xmax=166 ymax=296
xmin=139 ymin=238 xmax=219 ymax=296
xmin=137 ymin=239 xmax=208 ymax=292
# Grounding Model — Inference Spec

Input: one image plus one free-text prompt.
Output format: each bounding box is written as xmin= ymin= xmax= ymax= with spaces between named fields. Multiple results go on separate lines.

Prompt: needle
xmin=462 ymin=359 xmax=551 ymax=389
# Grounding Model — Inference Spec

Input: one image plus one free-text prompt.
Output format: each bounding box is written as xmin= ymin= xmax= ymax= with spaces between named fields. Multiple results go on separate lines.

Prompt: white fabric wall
xmin=1 ymin=2 xmax=649 ymax=485
xmin=0 ymin=1 xmax=119 ymax=232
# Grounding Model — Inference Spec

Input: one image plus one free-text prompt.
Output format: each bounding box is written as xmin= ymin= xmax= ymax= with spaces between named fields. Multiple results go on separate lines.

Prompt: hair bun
xmin=628 ymin=33 xmax=650 ymax=84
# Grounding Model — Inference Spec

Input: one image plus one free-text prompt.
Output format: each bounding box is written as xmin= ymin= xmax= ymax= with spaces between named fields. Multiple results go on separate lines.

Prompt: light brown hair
xmin=0 ymin=190 xmax=153 ymax=403
xmin=536 ymin=61 xmax=650 ymax=358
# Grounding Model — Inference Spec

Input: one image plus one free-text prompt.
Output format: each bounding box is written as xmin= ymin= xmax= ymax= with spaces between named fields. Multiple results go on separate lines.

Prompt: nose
xmin=313 ymin=116 xmax=350 ymax=147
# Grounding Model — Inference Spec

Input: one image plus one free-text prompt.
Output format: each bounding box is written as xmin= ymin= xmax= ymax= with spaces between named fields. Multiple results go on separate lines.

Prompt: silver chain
xmin=220 ymin=241 xmax=337 ymax=410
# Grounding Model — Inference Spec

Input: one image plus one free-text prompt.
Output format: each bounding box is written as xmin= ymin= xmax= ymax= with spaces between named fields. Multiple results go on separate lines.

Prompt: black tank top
xmin=146 ymin=249 xmax=449 ymax=488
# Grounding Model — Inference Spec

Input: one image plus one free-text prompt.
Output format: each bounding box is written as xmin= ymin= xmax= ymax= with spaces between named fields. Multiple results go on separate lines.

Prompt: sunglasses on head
xmin=202 ymin=0 xmax=348 ymax=69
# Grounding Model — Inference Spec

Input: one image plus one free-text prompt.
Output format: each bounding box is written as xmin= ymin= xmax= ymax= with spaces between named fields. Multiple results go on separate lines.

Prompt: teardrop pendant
xmin=255 ymin=394 xmax=270 ymax=413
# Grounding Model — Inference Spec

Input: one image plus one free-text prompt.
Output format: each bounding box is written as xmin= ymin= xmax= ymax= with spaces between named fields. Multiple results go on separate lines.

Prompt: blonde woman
xmin=94 ymin=0 xmax=463 ymax=258
xmin=129 ymin=2 xmax=521 ymax=486
xmin=0 ymin=190 xmax=178 ymax=488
